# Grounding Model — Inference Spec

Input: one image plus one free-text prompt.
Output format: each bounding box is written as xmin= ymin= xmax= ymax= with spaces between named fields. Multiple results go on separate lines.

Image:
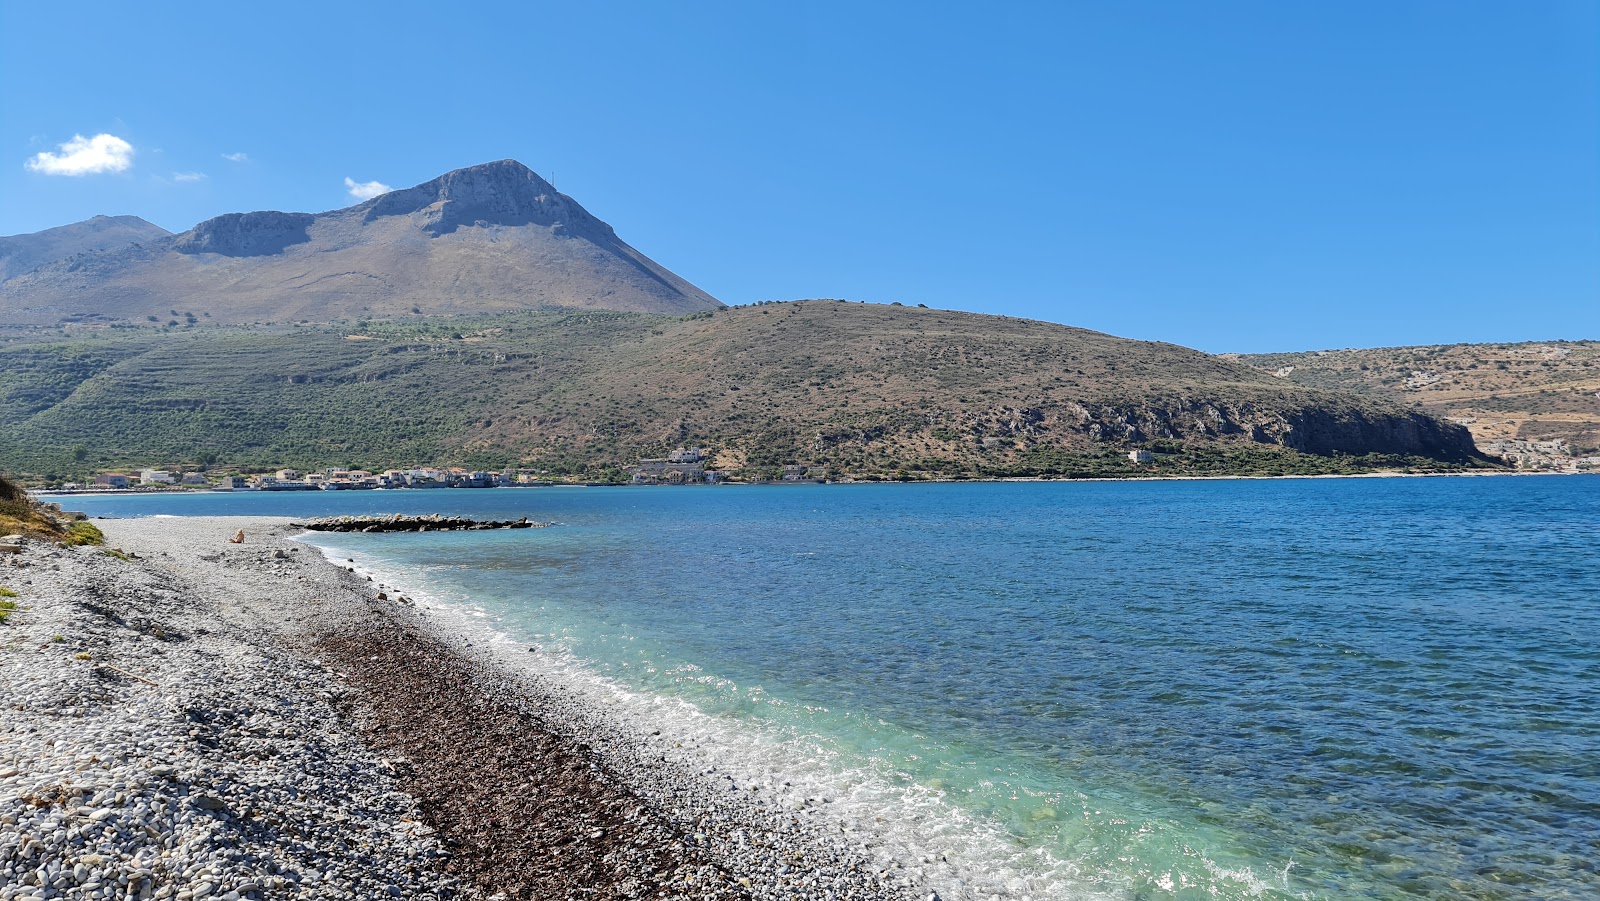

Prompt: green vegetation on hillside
xmin=0 ymin=304 xmax=1492 ymax=482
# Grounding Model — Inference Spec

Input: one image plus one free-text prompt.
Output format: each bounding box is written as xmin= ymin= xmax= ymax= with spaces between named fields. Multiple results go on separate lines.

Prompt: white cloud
xmin=25 ymin=133 xmax=135 ymax=176
xmin=173 ymin=171 xmax=207 ymax=182
xmin=222 ymin=152 xmax=249 ymax=162
xmin=344 ymin=177 xmax=392 ymax=200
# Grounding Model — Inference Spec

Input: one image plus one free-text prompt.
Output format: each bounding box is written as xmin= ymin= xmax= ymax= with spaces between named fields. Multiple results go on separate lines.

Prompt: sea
xmin=65 ymin=476 xmax=1600 ymax=900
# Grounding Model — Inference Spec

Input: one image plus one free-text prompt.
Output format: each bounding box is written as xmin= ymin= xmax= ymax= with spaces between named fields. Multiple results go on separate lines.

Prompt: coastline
xmin=26 ymin=465 xmax=1595 ymax=498
xmin=0 ymin=516 xmax=931 ymax=901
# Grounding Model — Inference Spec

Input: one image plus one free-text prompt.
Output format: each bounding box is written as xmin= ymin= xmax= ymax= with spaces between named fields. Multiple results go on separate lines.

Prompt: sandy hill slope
xmin=0 ymin=303 xmax=1482 ymax=479
xmin=0 ymin=161 xmax=721 ymax=325
xmin=1236 ymin=341 xmax=1600 ymax=463
xmin=0 ymin=215 xmax=171 ymax=284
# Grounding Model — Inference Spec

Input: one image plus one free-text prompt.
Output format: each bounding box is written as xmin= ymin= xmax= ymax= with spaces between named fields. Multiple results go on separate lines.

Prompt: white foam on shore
xmin=295 ymin=533 xmax=1131 ymax=901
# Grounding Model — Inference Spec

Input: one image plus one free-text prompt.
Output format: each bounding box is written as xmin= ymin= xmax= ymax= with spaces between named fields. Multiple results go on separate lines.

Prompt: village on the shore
xmin=59 ymin=448 xmax=832 ymax=493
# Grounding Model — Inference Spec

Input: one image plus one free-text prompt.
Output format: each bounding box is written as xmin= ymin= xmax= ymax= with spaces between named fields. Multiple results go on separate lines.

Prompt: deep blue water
xmin=68 ymin=477 xmax=1600 ymax=899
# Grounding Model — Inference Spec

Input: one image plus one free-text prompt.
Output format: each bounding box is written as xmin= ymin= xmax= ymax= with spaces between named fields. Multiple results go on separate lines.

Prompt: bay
xmin=68 ymin=476 xmax=1600 ymax=899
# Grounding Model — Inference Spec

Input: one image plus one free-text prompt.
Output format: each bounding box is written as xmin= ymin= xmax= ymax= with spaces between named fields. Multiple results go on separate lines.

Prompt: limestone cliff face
xmin=932 ymin=397 xmax=1477 ymax=458
xmin=1271 ymin=406 xmax=1476 ymax=456
xmin=170 ymin=212 xmax=316 ymax=257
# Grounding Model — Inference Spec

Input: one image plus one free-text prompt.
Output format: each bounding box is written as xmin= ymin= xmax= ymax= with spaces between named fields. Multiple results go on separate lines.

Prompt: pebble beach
xmin=0 ymin=517 xmax=930 ymax=901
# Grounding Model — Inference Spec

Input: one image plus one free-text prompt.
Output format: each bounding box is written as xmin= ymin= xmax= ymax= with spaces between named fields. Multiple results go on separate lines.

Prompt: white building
xmin=1128 ymin=450 xmax=1154 ymax=463
xmin=139 ymin=469 xmax=176 ymax=485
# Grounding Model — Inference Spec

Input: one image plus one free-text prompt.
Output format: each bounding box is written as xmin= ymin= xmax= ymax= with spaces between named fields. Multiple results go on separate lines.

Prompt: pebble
xmin=0 ymin=520 xmax=457 ymax=900
xmin=2 ymin=515 xmax=944 ymax=901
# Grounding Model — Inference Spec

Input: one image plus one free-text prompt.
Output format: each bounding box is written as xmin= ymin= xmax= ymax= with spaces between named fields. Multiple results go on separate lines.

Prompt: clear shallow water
xmin=70 ymin=478 xmax=1600 ymax=899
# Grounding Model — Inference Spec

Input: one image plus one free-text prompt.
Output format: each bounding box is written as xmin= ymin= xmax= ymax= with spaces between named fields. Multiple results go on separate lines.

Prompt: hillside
xmin=0 ymin=215 xmax=171 ymax=283
xmin=1236 ymin=341 xmax=1600 ymax=466
xmin=0 ymin=161 xmax=720 ymax=325
xmin=0 ymin=303 xmax=1485 ymax=481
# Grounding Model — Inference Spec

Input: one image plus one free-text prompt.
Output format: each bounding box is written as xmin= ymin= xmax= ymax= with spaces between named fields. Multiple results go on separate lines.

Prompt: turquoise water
xmin=69 ymin=478 xmax=1600 ymax=899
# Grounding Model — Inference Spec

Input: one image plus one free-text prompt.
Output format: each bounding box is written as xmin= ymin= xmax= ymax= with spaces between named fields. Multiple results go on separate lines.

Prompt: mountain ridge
xmin=0 ymin=160 xmax=721 ymax=324
xmin=0 ymin=215 xmax=171 ymax=283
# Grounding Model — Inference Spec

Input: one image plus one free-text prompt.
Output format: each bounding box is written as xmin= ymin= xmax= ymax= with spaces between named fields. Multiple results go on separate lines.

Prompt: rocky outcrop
xmin=1273 ymin=406 xmax=1477 ymax=457
xmin=170 ymin=211 xmax=316 ymax=257
xmin=932 ymin=396 xmax=1479 ymax=459
xmin=1069 ymin=399 xmax=1478 ymax=458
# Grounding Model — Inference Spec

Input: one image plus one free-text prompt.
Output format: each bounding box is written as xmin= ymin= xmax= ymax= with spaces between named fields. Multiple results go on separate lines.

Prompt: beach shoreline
xmin=0 ymin=516 xmax=931 ymax=901
xmin=25 ymin=464 xmax=1595 ymax=499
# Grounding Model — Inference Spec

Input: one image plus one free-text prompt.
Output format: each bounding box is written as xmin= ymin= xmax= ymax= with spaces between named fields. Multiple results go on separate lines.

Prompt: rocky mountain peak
xmin=360 ymin=160 xmax=604 ymax=237
xmin=436 ymin=159 xmax=556 ymax=198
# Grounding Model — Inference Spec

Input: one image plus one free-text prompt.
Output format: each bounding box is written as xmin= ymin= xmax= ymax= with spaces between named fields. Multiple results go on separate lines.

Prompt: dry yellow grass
xmin=0 ymin=473 xmax=95 ymax=542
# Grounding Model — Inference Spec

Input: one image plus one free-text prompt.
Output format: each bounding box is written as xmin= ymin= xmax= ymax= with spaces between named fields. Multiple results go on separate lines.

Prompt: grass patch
xmin=101 ymin=547 xmax=129 ymax=561
xmin=0 ymin=587 xmax=17 ymax=598
xmin=64 ymin=521 xmax=105 ymax=546
xmin=0 ymin=599 xmax=17 ymax=624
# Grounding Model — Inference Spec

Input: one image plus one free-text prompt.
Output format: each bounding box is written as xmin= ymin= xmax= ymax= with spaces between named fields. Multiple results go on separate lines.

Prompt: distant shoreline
xmin=28 ymin=466 xmax=1592 ymax=499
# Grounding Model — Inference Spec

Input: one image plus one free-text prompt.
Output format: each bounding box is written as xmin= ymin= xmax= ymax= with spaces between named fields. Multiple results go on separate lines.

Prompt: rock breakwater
xmin=291 ymin=515 xmax=551 ymax=533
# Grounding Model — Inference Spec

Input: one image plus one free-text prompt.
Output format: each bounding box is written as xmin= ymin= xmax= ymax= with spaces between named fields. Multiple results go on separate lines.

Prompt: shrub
xmin=64 ymin=521 xmax=105 ymax=546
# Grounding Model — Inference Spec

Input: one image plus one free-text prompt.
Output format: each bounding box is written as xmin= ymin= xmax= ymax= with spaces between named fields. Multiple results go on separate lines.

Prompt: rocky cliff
xmin=170 ymin=211 xmax=316 ymax=257
xmin=1047 ymin=398 xmax=1476 ymax=457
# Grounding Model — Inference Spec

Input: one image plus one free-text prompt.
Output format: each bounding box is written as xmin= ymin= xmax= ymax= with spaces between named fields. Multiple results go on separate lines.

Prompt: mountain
xmin=0 ymin=303 xmax=1486 ymax=480
xmin=0 ymin=215 xmax=171 ymax=284
xmin=1236 ymin=341 xmax=1600 ymax=465
xmin=0 ymin=161 xmax=720 ymax=325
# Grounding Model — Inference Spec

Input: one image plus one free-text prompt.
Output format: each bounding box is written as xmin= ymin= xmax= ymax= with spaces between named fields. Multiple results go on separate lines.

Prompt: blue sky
xmin=2 ymin=1 xmax=1595 ymax=352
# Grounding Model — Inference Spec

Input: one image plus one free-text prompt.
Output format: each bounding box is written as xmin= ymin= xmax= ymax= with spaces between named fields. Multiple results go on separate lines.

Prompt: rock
xmin=189 ymin=795 xmax=229 ymax=812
